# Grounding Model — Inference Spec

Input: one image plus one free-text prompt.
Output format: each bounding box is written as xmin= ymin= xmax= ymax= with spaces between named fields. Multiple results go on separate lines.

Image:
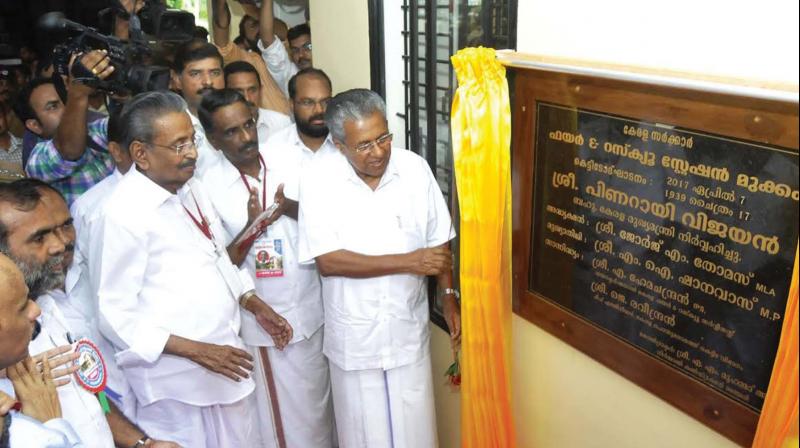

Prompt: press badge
xmin=254 ymin=238 xmax=284 ymax=278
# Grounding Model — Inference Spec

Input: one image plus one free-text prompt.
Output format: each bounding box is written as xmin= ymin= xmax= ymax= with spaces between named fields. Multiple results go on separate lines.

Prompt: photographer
xmin=210 ymin=0 xmax=290 ymax=115
xmin=18 ymin=51 xmax=116 ymax=206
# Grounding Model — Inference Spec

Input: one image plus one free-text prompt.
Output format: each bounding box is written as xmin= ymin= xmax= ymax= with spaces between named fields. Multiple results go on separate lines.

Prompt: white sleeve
xmin=423 ymin=158 xmax=456 ymax=247
xmin=8 ymin=413 xmax=85 ymax=447
xmin=96 ymin=214 xmax=170 ymax=366
xmin=258 ymin=37 xmax=299 ymax=98
xmin=297 ymin=165 xmax=343 ymax=264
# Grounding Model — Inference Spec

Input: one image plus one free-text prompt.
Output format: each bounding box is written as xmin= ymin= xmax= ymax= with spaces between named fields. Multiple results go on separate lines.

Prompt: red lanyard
xmin=182 ymin=191 xmax=214 ymax=241
xmin=239 ymin=154 xmax=267 ymax=210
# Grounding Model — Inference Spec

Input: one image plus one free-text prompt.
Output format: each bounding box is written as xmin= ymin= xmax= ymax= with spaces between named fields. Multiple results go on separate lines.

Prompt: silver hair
xmin=119 ymin=91 xmax=188 ymax=151
xmin=324 ymin=89 xmax=386 ymax=143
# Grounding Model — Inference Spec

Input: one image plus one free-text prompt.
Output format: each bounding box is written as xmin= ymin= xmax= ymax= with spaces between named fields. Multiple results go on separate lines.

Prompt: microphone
xmin=38 ymin=11 xmax=89 ymax=33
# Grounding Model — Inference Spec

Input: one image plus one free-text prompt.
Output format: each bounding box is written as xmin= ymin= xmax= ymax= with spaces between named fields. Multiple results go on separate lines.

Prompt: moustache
xmin=240 ymin=142 xmax=258 ymax=153
xmin=178 ymin=159 xmax=197 ymax=169
xmin=197 ymin=87 xmax=215 ymax=96
xmin=309 ymin=114 xmax=325 ymax=123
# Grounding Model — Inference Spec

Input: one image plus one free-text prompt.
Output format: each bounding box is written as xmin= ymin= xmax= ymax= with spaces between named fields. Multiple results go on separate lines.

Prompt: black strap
xmin=0 ymin=412 xmax=11 ymax=448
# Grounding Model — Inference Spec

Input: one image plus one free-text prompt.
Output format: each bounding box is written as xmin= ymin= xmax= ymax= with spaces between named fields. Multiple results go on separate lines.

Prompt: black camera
xmin=40 ymin=11 xmax=180 ymax=95
xmin=137 ymin=0 xmax=196 ymax=44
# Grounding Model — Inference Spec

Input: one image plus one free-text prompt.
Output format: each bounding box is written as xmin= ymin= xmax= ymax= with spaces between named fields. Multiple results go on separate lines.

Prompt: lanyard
xmin=239 ymin=154 xmax=267 ymax=210
xmin=182 ymin=191 xmax=214 ymax=242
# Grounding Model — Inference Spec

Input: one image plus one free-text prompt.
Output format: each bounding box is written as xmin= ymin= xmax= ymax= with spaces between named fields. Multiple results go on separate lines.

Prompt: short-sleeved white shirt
xmin=263 ymin=124 xmax=338 ymax=170
xmin=256 ymin=107 xmax=292 ymax=145
xmin=202 ymin=142 xmax=323 ymax=347
xmin=298 ymin=148 xmax=455 ymax=371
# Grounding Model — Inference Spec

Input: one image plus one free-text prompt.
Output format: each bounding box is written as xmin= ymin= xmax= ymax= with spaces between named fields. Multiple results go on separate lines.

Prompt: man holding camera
xmin=19 ymin=51 xmax=115 ymax=206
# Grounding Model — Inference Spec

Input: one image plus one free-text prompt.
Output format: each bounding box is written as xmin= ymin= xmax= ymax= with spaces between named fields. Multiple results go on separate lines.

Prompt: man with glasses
xmin=298 ymin=89 xmax=462 ymax=447
xmin=199 ymin=88 xmax=334 ymax=447
xmin=96 ymin=91 xmax=292 ymax=447
xmin=263 ymin=68 xmax=337 ymax=171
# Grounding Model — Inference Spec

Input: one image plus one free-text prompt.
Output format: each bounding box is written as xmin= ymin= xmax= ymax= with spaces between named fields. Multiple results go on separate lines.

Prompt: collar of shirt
xmin=288 ymin=124 xmax=335 ymax=154
xmin=342 ymin=148 xmax=400 ymax=190
xmin=218 ymin=151 xmax=265 ymax=190
xmin=127 ymin=167 xmax=186 ymax=210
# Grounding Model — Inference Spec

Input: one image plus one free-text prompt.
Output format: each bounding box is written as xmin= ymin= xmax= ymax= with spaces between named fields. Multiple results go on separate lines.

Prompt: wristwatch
xmin=442 ymin=288 xmax=460 ymax=300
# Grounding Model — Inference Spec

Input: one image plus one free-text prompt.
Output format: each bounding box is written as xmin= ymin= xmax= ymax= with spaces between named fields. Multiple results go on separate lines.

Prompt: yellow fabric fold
xmin=753 ymin=245 xmax=799 ymax=448
xmin=451 ymin=46 xmax=516 ymax=447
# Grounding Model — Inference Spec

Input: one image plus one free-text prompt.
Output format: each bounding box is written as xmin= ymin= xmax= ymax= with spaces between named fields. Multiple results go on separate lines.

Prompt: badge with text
xmin=73 ymin=339 xmax=107 ymax=394
xmin=255 ymin=238 xmax=284 ymax=278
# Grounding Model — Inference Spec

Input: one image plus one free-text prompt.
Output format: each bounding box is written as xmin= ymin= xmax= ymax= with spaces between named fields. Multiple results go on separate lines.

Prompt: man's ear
xmin=170 ymin=70 xmax=182 ymax=92
xmin=333 ymin=140 xmax=346 ymax=154
xmin=24 ymin=118 xmax=43 ymax=136
xmin=130 ymin=141 xmax=150 ymax=171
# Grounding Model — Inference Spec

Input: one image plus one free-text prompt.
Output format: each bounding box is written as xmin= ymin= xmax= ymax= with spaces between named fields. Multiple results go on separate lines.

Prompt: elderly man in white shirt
xmin=265 ymin=69 xmax=337 ymax=171
xmin=223 ymin=60 xmax=292 ymax=143
xmin=298 ymin=89 xmax=462 ymax=447
xmin=96 ymin=91 xmax=293 ymax=448
xmin=199 ymin=88 xmax=334 ymax=447
xmin=0 ymin=180 xmax=176 ymax=448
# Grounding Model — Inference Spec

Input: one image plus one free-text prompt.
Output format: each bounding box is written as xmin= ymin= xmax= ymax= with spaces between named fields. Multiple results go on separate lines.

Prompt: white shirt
xmin=96 ymin=168 xmax=254 ymax=406
xmin=256 ymin=108 xmax=292 ymax=145
xmin=298 ymin=149 xmax=454 ymax=371
xmin=258 ymin=36 xmax=299 ymax=98
xmin=27 ymin=292 xmax=115 ymax=448
xmin=264 ymin=124 xmax=338 ymax=171
xmin=189 ymin=112 xmax=222 ymax=177
xmin=64 ymin=168 xmax=131 ymax=411
xmin=0 ymin=391 xmax=84 ymax=448
xmin=202 ymin=142 xmax=323 ymax=347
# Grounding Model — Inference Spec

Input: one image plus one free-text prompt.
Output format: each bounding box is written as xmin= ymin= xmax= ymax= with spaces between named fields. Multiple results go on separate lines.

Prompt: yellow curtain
xmin=753 ymin=246 xmax=799 ymax=448
xmin=451 ymin=47 xmax=516 ymax=447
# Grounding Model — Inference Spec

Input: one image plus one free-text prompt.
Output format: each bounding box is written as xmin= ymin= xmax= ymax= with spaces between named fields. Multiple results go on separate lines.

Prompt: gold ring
xmin=91 ymin=68 xmax=98 ymax=75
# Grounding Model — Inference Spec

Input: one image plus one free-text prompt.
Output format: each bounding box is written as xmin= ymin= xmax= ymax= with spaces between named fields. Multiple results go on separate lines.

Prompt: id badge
xmin=254 ymin=238 xmax=284 ymax=278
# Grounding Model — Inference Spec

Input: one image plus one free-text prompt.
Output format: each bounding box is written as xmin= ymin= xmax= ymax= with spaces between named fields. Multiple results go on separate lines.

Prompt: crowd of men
xmin=0 ymin=0 xmax=461 ymax=447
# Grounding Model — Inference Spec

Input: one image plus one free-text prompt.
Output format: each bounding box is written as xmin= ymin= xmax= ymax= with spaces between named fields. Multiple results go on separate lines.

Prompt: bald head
xmin=0 ymin=253 xmax=38 ymax=369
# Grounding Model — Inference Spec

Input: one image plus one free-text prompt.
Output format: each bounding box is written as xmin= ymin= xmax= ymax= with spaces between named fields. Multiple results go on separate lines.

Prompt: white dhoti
xmin=329 ymin=354 xmax=438 ymax=448
xmin=135 ymin=395 xmax=258 ymax=448
xmin=250 ymin=327 xmax=335 ymax=447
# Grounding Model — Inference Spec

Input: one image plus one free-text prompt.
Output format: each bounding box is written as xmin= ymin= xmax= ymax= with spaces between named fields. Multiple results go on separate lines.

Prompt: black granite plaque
xmin=529 ymin=102 xmax=799 ymax=411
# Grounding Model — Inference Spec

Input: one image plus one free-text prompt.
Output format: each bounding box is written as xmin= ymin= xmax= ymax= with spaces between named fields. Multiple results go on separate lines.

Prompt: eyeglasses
xmin=290 ymin=42 xmax=312 ymax=54
xmin=351 ymin=133 xmax=393 ymax=153
xmin=142 ymin=134 xmax=202 ymax=155
xmin=294 ymin=98 xmax=330 ymax=109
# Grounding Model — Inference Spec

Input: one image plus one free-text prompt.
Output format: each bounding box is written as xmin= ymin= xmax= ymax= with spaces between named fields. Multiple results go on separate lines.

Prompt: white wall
xmin=516 ymin=0 xmax=800 ymax=87
xmin=307 ymin=0 xmax=370 ymax=93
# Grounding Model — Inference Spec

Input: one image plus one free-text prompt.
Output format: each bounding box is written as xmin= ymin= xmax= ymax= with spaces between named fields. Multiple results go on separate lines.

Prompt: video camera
xmin=39 ymin=2 xmax=195 ymax=96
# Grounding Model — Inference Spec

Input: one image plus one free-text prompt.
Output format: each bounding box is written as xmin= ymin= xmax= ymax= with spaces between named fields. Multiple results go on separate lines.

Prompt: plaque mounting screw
xmin=713 ymin=409 xmax=720 ymax=417
xmin=522 ymin=105 xmax=526 ymax=112
xmin=574 ymin=86 xmax=581 ymax=93
xmin=753 ymin=115 xmax=762 ymax=123
xmin=560 ymin=322 xmax=566 ymax=329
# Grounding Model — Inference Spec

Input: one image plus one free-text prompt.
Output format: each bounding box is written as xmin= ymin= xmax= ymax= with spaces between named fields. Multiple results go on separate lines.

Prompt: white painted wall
xmin=516 ymin=0 xmax=800 ymax=86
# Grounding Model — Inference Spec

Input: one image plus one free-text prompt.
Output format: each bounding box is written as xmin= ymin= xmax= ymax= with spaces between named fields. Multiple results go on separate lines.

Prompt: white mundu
xmin=298 ymin=148 xmax=455 ymax=447
xmin=96 ymin=169 xmax=257 ymax=447
xmin=64 ymin=168 xmax=134 ymax=419
xmin=27 ymin=291 xmax=115 ymax=448
xmin=203 ymin=141 xmax=334 ymax=447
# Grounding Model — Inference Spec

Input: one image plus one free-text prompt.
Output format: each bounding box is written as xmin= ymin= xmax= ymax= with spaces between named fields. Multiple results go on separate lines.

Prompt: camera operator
xmin=17 ymin=50 xmax=116 ymax=206
xmin=210 ymin=0 xmax=290 ymax=116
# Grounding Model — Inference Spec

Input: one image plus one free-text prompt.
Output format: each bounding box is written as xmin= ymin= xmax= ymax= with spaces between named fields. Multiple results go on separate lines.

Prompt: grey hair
xmin=324 ymin=89 xmax=386 ymax=143
xmin=119 ymin=91 xmax=189 ymax=151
